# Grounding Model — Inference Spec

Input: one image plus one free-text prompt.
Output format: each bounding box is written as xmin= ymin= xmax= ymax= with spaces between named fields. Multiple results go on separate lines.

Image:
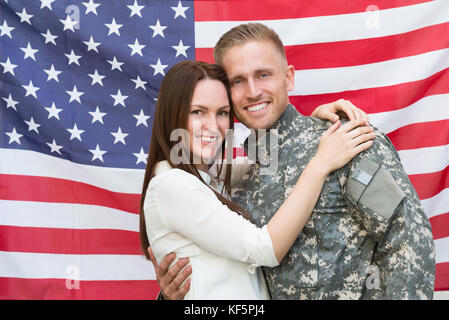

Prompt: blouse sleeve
xmin=149 ymin=169 xmax=279 ymax=270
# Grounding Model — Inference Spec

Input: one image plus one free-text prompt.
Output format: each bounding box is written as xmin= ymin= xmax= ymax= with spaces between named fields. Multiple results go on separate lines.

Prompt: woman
xmin=140 ymin=60 xmax=375 ymax=299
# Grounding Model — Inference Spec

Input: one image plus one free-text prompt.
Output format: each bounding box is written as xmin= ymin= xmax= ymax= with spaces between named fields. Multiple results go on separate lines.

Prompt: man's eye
xmin=260 ymin=73 xmax=269 ymax=78
xmin=233 ymin=79 xmax=242 ymax=86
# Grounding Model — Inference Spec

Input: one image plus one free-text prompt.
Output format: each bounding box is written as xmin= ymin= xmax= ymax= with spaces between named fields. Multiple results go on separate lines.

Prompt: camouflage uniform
xmin=231 ymin=104 xmax=436 ymax=300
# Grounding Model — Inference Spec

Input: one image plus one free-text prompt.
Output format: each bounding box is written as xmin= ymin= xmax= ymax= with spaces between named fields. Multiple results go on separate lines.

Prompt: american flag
xmin=0 ymin=0 xmax=448 ymax=299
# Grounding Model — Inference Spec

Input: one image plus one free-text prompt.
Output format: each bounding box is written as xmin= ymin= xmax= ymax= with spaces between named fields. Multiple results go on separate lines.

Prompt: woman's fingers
xmin=339 ymin=118 xmax=371 ymax=133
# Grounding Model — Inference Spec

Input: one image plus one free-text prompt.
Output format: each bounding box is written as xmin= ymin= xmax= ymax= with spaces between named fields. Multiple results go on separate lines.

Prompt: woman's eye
xmin=191 ymin=110 xmax=202 ymax=115
xmin=219 ymin=111 xmax=229 ymax=116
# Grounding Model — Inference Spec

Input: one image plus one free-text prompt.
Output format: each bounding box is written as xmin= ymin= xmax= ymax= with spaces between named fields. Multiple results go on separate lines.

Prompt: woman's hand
xmin=311 ymin=99 xmax=369 ymax=123
xmin=312 ymin=118 xmax=375 ymax=176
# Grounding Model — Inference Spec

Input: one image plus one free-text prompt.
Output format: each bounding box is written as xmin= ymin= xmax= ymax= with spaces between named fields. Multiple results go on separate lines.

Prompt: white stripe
xmin=0 ymin=200 xmax=138 ymax=232
xmin=0 ymin=251 xmax=155 ymax=280
xmin=368 ymin=94 xmax=449 ymax=134
xmin=398 ymin=144 xmax=449 ymax=175
xmin=292 ymin=47 xmax=449 ymax=95
xmin=434 ymin=290 xmax=449 ymax=300
xmin=435 ymin=237 xmax=449 ymax=264
xmin=421 ymin=189 xmax=449 ymax=219
xmin=195 ymin=0 xmax=449 ymax=47
xmin=0 ymin=148 xmax=144 ymax=193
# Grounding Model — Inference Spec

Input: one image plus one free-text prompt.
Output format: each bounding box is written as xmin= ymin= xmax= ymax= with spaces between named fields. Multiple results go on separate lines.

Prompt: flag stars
xmin=89 ymin=144 xmax=107 ymax=162
xmin=150 ymin=58 xmax=168 ymax=76
xmin=47 ymin=139 xmax=63 ymax=155
xmin=133 ymin=147 xmax=148 ymax=165
xmin=44 ymin=64 xmax=62 ymax=82
xmin=127 ymin=0 xmax=144 ymax=17
xmin=21 ymin=42 xmax=39 ymax=61
xmin=5 ymin=127 xmax=23 ymax=145
xmin=111 ymin=89 xmax=128 ymax=107
xmin=172 ymin=39 xmax=190 ymax=58
xmin=41 ymin=29 xmax=58 ymax=45
xmin=0 ymin=20 xmax=14 ymax=38
xmin=60 ymin=15 xmax=78 ymax=32
xmin=131 ymin=75 xmax=147 ymax=91
xmin=40 ymin=0 xmax=55 ymax=10
xmin=128 ymin=38 xmax=146 ymax=56
xmin=45 ymin=102 xmax=63 ymax=120
xmin=65 ymin=50 xmax=82 ymax=66
xmin=89 ymin=106 xmax=106 ymax=124
xmin=16 ymin=8 xmax=33 ymax=24
xmin=83 ymin=36 xmax=101 ymax=52
xmin=107 ymin=56 xmax=124 ymax=71
xmin=133 ymin=109 xmax=151 ymax=127
xmin=3 ymin=94 xmax=19 ymax=111
xmin=82 ymin=0 xmax=101 ymax=15
xmin=149 ymin=19 xmax=167 ymax=38
xmin=1 ymin=57 xmax=17 ymax=76
xmin=67 ymin=123 xmax=85 ymax=141
xmin=25 ymin=117 xmax=41 ymax=134
xmin=111 ymin=127 xmax=129 ymax=145
xmin=105 ymin=18 xmax=123 ymax=36
xmin=171 ymin=1 xmax=189 ymax=19
xmin=88 ymin=69 xmax=105 ymax=86
xmin=66 ymin=85 xmax=84 ymax=103
xmin=22 ymin=80 xmax=40 ymax=98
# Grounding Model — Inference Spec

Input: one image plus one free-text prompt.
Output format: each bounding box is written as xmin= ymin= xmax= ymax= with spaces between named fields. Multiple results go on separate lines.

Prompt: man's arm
xmin=148 ymin=247 xmax=191 ymax=300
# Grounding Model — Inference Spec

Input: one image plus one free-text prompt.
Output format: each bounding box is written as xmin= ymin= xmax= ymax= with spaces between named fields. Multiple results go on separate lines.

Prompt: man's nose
xmin=246 ymin=78 xmax=262 ymax=100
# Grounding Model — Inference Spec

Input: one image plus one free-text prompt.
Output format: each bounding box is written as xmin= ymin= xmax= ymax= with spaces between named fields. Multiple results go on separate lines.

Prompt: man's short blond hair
xmin=213 ymin=23 xmax=287 ymax=66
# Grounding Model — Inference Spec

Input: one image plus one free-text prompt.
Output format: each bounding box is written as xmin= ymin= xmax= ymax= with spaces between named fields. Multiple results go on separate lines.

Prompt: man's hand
xmin=148 ymin=247 xmax=192 ymax=300
xmin=310 ymin=99 xmax=369 ymax=123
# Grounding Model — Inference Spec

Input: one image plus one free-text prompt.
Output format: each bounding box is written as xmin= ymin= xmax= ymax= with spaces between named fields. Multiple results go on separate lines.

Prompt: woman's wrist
xmin=308 ymin=155 xmax=331 ymax=180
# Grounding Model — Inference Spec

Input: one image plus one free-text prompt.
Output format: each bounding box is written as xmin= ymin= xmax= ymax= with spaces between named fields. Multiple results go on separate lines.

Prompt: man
xmin=150 ymin=23 xmax=435 ymax=299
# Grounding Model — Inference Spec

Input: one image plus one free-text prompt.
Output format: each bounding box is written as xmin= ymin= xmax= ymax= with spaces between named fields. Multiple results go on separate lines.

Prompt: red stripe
xmin=290 ymin=67 xmax=449 ymax=115
xmin=435 ymin=262 xmax=449 ymax=291
xmin=0 ymin=225 xmax=141 ymax=255
xmin=194 ymin=0 xmax=432 ymax=22
xmin=430 ymin=213 xmax=449 ymax=240
xmin=0 ymin=174 xmax=141 ymax=214
xmin=409 ymin=166 xmax=449 ymax=200
xmin=386 ymin=120 xmax=449 ymax=151
xmin=195 ymin=22 xmax=449 ymax=69
xmin=0 ymin=277 xmax=158 ymax=300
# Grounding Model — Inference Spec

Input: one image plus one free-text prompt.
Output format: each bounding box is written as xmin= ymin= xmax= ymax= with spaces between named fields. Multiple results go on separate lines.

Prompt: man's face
xmin=221 ymin=40 xmax=295 ymax=130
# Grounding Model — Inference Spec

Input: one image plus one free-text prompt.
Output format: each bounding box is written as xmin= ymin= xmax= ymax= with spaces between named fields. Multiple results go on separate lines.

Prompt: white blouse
xmin=144 ymin=160 xmax=279 ymax=300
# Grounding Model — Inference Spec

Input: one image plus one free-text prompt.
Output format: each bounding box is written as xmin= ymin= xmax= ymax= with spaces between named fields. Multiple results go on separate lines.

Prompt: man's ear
xmin=285 ymin=64 xmax=295 ymax=92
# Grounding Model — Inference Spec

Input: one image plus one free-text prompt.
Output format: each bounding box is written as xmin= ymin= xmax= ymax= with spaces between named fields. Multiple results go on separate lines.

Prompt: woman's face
xmin=186 ymin=78 xmax=231 ymax=169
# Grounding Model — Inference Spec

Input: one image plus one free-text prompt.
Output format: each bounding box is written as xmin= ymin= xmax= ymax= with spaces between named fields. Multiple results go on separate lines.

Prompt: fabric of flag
xmin=0 ymin=0 xmax=448 ymax=300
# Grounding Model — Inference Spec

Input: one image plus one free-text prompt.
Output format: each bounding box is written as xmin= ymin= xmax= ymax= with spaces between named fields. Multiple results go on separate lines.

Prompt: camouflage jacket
xmin=231 ymin=104 xmax=435 ymax=300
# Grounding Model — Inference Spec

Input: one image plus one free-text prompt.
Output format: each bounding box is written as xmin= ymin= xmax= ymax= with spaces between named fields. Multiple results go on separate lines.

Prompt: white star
xmin=88 ymin=69 xmax=105 ymax=86
xmin=133 ymin=109 xmax=151 ymax=127
xmin=0 ymin=57 xmax=17 ymax=76
xmin=111 ymin=127 xmax=129 ymax=145
xmin=47 ymin=139 xmax=63 ymax=155
xmin=22 ymin=80 xmax=40 ymax=98
xmin=67 ymin=123 xmax=85 ymax=141
xmin=131 ymin=75 xmax=147 ymax=91
xmin=89 ymin=144 xmax=106 ymax=162
xmin=20 ymin=42 xmax=39 ymax=61
xmin=45 ymin=102 xmax=63 ymax=119
xmin=172 ymin=39 xmax=190 ymax=58
xmin=60 ymin=15 xmax=78 ymax=32
xmin=149 ymin=19 xmax=167 ymax=38
xmin=150 ymin=58 xmax=168 ymax=76
xmin=3 ymin=94 xmax=19 ymax=111
xmin=107 ymin=56 xmax=123 ymax=71
xmin=171 ymin=1 xmax=189 ymax=19
xmin=65 ymin=49 xmax=82 ymax=66
xmin=40 ymin=29 xmax=58 ymax=45
xmin=111 ymin=89 xmax=128 ymax=107
xmin=0 ymin=20 xmax=14 ymax=38
xmin=82 ymin=0 xmax=101 ymax=15
xmin=40 ymin=0 xmax=55 ymax=10
xmin=83 ymin=36 xmax=101 ymax=52
xmin=44 ymin=64 xmax=62 ymax=82
xmin=25 ymin=117 xmax=41 ymax=133
xmin=127 ymin=0 xmax=144 ymax=17
xmin=133 ymin=147 xmax=148 ymax=165
xmin=89 ymin=106 xmax=106 ymax=124
xmin=16 ymin=8 xmax=33 ymax=25
xmin=128 ymin=38 xmax=146 ymax=56
xmin=66 ymin=85 xmax=84 ymax=103
xmin=105 ymin=18 xmax=122 ymax=36
xmin=5 ymin=128 xmax=23 ymax=145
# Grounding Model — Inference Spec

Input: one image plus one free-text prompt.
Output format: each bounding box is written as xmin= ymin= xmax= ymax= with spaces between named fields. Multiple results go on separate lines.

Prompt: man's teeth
xmin=247 ymin=102 xmax=268 ymax=112
xmin=201 ymin=136 xmax=217 ymax=142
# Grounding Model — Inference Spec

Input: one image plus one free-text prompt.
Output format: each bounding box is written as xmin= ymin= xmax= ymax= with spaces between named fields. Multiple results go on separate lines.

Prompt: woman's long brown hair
xmin=140 ymin=60 xmax=250 ymax=260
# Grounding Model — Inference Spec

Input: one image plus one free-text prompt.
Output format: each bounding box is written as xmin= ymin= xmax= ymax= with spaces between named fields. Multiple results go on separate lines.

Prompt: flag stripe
xmin=430 ymin=213 xmax=449 ymax=240
xmin=0 ymin=174 xmax=141 ymax=214
xmin=398 ymin=144 xmax=449 ymax=175
xmin=195 ymin=21 xmax=449 ymax=69
xmin=435 ymin=237 xmax=449 ymax=264
xmin=194 ymin=0 xmax=433 ymax=22
xmin=436 ymin=262 xmax=449 ymax=291
xmin=409 ymin=166 xmax=449 ymax=200
xmin=0 ymin=278 xmax=158 ymax=300
xmin=0 ymin=225 xmax=141 ymax=255
xmin=421 ymin=188 xmax=449 ymax=219
xmin=194 ymin=1 xmax=449 ymax=48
